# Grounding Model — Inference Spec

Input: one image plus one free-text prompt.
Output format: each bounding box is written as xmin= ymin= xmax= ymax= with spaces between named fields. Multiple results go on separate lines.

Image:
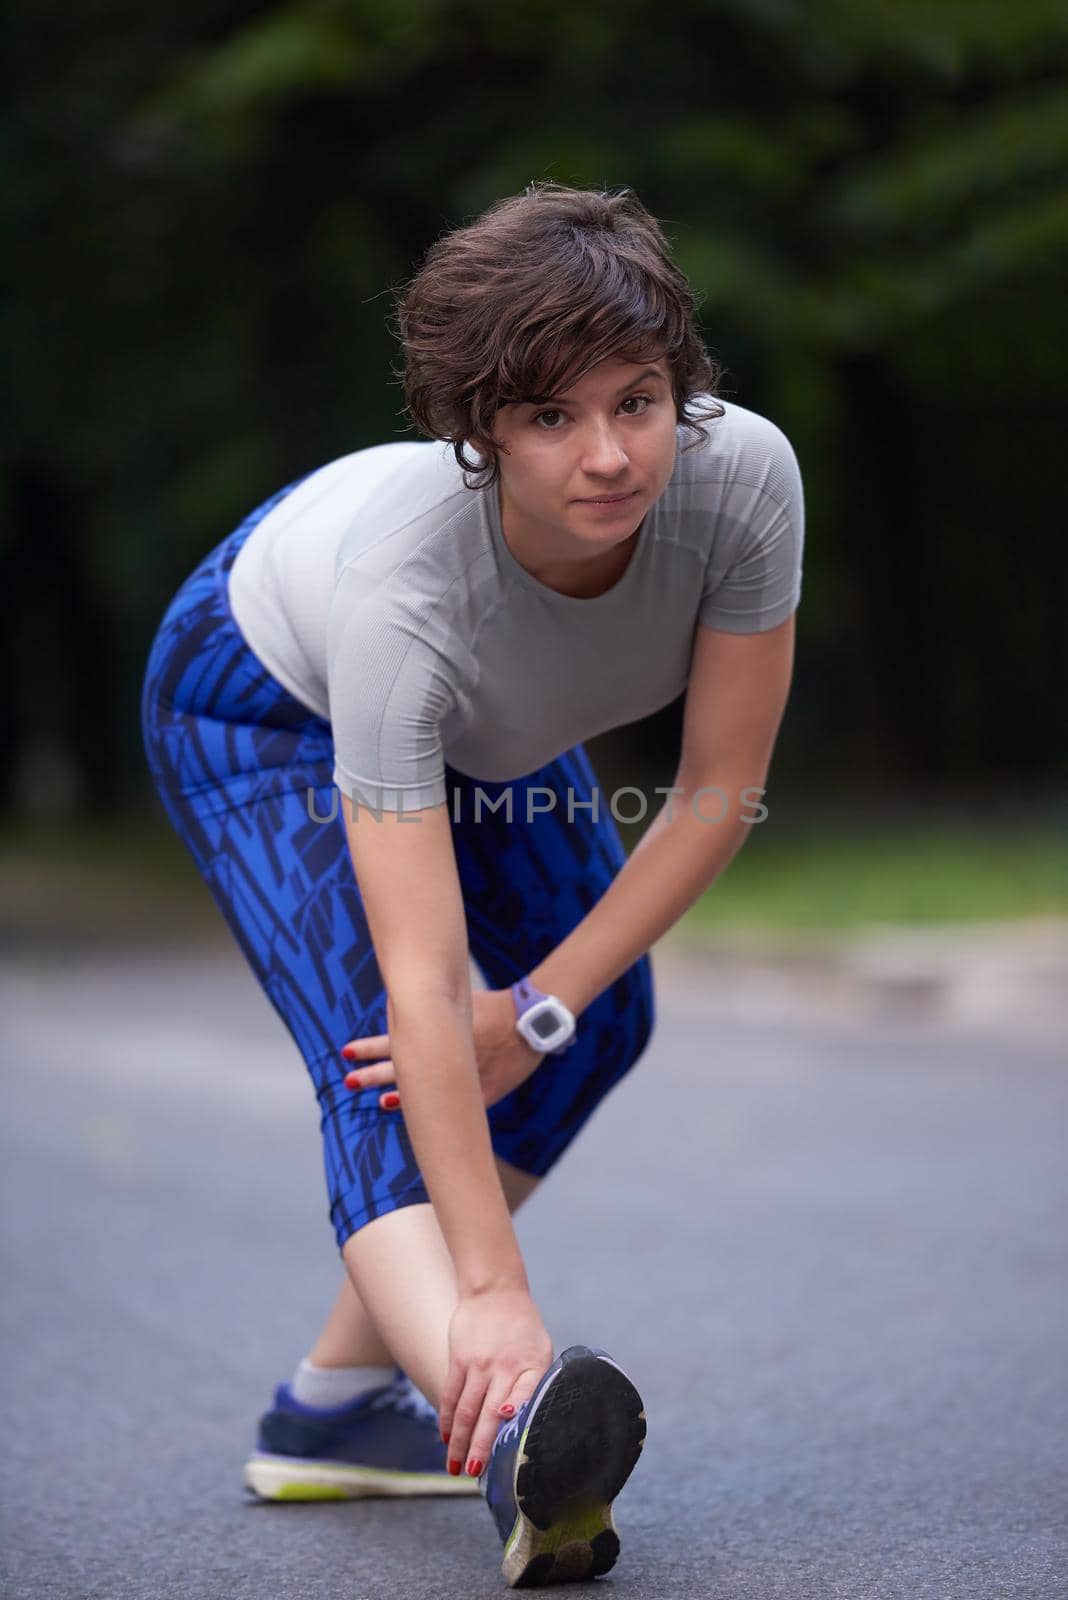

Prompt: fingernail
xmin=441 ymin=1430 xmax=450 ymax=1444
xmin=467 ymin=1458 xmax=483 ymax=1477
xmin=499 ymin=1404 xmax=515 ymax=1417
xmin=340 ymin=1047 xmax=354 ymax=1059
xmin=382 ymin=1092 xmax=400 ymax=1109
xmin=345 ymin=1073 xmax=362 ymax=1087
xmin=448 ymin=1459 xmax=461 ymax=1476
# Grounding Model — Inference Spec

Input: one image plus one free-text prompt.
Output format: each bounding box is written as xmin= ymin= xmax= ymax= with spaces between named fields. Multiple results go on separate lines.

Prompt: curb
xmin=655 ymin=916 xmax=1068 ymax=1039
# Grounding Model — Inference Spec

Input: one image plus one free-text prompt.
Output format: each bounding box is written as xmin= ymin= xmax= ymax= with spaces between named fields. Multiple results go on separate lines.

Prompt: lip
xmin=575 ymin=491 xmax=637 ymax=505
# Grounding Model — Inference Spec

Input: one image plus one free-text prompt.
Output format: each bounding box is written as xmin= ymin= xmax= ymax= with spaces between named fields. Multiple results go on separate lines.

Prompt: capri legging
xmin=140 ymin=474 xmax=657 ymax=1252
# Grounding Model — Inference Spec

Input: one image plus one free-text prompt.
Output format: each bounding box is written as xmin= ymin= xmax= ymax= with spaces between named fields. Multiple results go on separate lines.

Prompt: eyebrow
xmin=526 ymin=366 xmax=667 ymax=408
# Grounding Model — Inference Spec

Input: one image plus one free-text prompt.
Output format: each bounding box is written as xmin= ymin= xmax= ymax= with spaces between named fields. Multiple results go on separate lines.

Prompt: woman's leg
xmin=304 ymin=1273 xmax=395 ymax=1370
xmin=308 ymin=1156 xmax=540 ymax=1368
xmin=315 ymin=1155 xmax=539 ymax=1400
xmin=330 ymin=753 xmax=657 ymax=1410
xmin=140 ymin=488 xmax=471 ymax=1408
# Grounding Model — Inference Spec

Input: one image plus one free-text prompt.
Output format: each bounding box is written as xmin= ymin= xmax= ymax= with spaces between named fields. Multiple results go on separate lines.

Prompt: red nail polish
xmin=499 ymin=1404 xmax=515 ymax=1417
xmin=345 ymin=1073 xmax=362 ymax=1087
xmin=441 ymin=1431 xmax=450 ymax=1444
xmin=382 ymin=1092 xmax=400 ymax=1109
xmin=448 ymin=1459 xmax=461 ymax=1475
xmin=467 ymin=1458 xmax=483 ymax=1477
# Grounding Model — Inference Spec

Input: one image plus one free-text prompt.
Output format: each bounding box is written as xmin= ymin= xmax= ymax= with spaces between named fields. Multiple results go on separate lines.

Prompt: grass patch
xmin=2 ymin=813 xmax=1065 ymax=950
xmin=1 ymin=815 xmax=227 ymax=945
xmin=676 ymin=819 xmax=1067 ymax=946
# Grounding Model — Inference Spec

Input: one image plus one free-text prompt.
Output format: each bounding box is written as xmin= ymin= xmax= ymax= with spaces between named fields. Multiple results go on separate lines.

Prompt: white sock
xmin=290 ymin=1356 xmax=397 ymax=1409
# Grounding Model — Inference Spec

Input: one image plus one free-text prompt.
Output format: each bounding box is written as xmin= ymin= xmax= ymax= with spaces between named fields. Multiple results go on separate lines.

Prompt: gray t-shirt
xmin=227 ymin=397 xmax=804 ymax=812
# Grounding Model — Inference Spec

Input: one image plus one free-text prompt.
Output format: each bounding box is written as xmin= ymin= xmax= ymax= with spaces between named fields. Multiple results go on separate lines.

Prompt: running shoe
xmin=479 ymin=1343 xmax=647 ymax=1588
xmin=243 ymin=1367 xmax=479 ymax=1500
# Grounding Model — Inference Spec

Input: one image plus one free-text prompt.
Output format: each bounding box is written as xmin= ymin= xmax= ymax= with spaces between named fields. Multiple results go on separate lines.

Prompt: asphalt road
xmin=2 ymin=945 xmax=1065 ymax=1598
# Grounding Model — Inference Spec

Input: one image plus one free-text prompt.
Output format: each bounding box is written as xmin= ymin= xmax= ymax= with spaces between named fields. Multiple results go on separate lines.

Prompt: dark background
xmin=6 ymin=0 xmax=1067 ymax=832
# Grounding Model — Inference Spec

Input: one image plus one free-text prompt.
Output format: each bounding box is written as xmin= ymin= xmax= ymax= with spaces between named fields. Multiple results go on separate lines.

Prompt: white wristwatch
xmin=510 ymin=977 xmax=576 ymax=1055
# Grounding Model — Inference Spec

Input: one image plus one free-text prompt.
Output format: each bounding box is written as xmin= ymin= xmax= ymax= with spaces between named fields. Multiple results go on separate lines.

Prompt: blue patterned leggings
xmin=140 ymin=475 xmax=656 ymax=1252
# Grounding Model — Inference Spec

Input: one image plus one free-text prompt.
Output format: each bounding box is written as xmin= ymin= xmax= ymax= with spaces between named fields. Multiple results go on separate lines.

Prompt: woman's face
xmin=490 ymin=352 xmax=678 ymax=566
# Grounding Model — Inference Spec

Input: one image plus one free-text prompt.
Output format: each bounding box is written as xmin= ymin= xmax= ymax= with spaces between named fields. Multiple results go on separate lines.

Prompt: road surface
xmin=2 ymin=944 xmax=1065 ymax=1597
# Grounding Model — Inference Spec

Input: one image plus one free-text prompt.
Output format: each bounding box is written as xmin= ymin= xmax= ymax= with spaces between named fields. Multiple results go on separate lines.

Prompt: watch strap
xmin=511 ymin=976 xmax=549 ymax=1019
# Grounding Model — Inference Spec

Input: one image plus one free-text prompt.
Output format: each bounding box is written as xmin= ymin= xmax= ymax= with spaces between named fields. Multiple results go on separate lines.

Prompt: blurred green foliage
xmin=5 ymin=0 xmax=1067 ymax=818
xmin=684 ymin=819 xmax=1068 ymax=930
xmin=1 ymin=812 xmax=1064 ymax=950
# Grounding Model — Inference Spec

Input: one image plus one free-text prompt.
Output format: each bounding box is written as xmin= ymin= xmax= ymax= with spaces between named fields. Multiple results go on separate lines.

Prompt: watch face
xmin=531 ymin=1010 xmax=560 ymax=1040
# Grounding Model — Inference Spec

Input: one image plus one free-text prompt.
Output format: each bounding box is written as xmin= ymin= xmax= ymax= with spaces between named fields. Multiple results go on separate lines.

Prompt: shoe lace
xmin=366 ymin=1376 xmax=439 ymax=1425
xmin=481 ymin=1407 xmax=526 ymax=1503
xmin=492 ymin=1406 xmax=525 ymax=1454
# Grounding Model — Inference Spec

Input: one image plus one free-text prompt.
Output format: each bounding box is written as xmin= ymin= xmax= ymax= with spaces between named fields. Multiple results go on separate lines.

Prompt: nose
xmin=579 ymin=420 xmax=630 ymax=477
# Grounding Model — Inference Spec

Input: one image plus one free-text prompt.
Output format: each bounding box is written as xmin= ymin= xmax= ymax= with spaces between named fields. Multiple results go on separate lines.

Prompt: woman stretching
xmin=140 ymin=180 xmax=803 ymax=1588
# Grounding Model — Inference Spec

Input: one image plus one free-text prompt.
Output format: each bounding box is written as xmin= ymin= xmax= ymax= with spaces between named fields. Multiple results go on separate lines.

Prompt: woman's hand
xmin=340 ymin=986 xmax=545 ymax=1112
xmin=442 ymin=1286 xmax=554 ymax=1479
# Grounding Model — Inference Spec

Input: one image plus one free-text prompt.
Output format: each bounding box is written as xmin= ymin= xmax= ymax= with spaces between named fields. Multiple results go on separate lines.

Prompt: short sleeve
xmin=698 ymin=419 xmax=804 ymax=633
xmin=326 ymin=566 xmax=459 ymax=814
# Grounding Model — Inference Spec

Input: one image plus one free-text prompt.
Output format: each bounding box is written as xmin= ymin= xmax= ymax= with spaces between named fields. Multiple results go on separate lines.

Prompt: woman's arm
xmin=342 ymin=795 xmax=529 ymax=1297
xmin=527 ymin=615 xmax=797 ymax=1014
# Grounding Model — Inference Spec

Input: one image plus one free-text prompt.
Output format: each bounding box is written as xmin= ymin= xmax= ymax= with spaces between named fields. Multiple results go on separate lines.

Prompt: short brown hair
xmin=389 ymin=181 xmax=725 ymax=490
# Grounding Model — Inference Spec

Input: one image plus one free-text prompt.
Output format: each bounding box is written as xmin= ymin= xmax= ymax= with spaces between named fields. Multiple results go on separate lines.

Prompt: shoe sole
xmin=243 ymin=1452 xmax=480 ymax=1500
xmin=500 ymin=1352 xmax=647 ymax=1589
